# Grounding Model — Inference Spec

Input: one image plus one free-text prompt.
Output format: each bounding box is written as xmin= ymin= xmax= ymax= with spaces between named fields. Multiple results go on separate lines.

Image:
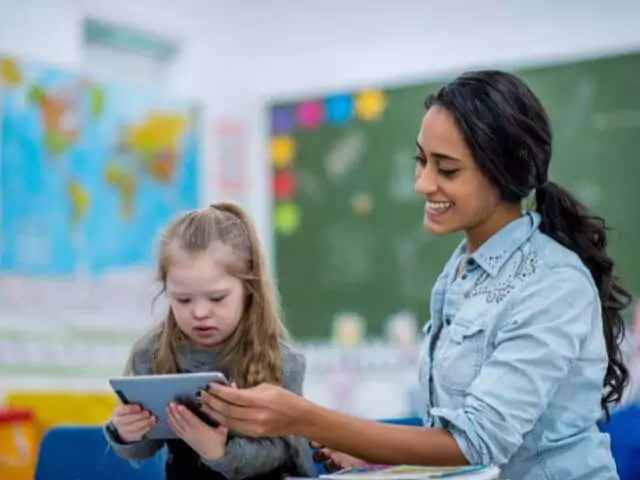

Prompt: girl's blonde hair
xmin=126 ymin=202 xmax=289 ymax=387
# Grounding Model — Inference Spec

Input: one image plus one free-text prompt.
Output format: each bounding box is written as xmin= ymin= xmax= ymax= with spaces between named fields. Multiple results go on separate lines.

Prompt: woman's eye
xmin=176 ymin=298 xmax=191 ymax=304
xmin=439 ymin=169 xmax=459 ymax=178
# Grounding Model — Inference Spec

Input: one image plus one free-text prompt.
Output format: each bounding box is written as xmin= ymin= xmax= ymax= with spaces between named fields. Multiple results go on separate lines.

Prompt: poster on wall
xmin=0 ymin=57 xmax=200 ymax=275
xmin=0 ymin=57 xmax=200 ymax=385
xmin=215 ymin=120 xmax=247 ymax=200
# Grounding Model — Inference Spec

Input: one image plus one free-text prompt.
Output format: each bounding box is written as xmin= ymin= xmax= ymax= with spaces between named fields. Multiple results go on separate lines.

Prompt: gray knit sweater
xmin=104 ymin=335 xmax=316 ymax=479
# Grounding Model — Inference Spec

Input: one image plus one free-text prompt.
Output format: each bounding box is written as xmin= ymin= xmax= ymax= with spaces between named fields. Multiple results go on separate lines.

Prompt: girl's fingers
xmin=114 ymin=411 xmax=151 ymax=426
xmin=167 ymin=404 xmax=187 ymax=435
xmin=175 ymin=404 xmax=200 ymax=429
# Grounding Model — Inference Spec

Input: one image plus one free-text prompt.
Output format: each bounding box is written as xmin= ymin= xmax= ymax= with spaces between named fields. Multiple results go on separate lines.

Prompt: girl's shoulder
xmin=126 ymin=328 xmax=163 ymax=375
xmin=278 ymin=341 xmax=307 ymax=392
xmin=279 ymin=340 xmax=305 ymax=365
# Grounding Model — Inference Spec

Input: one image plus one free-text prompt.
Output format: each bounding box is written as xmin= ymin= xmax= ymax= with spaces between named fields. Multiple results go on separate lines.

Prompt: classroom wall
xmin=1 ymin=0 xmax=640 ymax=413
xmin=2 ymin=0 xmax=640 ymax=254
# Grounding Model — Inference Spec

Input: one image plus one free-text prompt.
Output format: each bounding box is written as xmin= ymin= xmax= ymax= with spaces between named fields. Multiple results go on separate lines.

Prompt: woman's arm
xmin=208 ymin=266 xmax=597 ymax=467
xmin=299 ymin=402 xmax=467 ymax=466
xmin=206 ymin=382 xmax=466 ymax=466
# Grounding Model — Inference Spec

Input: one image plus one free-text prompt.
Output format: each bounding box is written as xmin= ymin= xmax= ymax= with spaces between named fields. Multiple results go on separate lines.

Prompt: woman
xmin=202 ymin=70 xmax=630 ymax=479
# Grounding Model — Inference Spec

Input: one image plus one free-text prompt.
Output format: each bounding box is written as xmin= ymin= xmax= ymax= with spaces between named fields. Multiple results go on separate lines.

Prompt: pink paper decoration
xmin=634 ymin=301 xmax=640 ymax=349
xmin=296 ymin=100 xmax=324 ymax=130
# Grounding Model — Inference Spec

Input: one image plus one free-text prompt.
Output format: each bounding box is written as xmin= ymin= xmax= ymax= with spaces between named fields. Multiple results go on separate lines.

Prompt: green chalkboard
xmin=269 ymin=52 xmax=640 ymax=340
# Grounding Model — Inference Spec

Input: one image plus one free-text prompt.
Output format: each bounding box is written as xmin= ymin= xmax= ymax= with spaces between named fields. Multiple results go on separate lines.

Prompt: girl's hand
xmin=111 ymin=404 xmax=156 ymax=443
xmin=167 ymin=402 xmax=229 ymax=461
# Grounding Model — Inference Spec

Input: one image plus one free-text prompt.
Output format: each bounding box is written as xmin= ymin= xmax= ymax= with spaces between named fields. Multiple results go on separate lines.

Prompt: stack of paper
xmin=319 ymin=464 xmax=500 ymax=480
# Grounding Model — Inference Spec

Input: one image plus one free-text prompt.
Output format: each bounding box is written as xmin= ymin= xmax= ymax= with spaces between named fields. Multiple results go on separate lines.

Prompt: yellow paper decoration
xmin=271 ymin=136 xmax=296 ymax=169
xmin=351 ymin=193 xmax=373 ymax=216
xmin=355 ymin=90 xmax=387 ymax=121
xmin=0 ymin=58 xmax=22 ymax=86
xmin=332 ymin=313 xmax=366 ymax=347
xmin=274 ymin=203 xmax=301 ymax=235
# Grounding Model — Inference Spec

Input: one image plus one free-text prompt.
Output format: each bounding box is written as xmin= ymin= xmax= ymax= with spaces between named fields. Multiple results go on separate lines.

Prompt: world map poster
xmin=0 ymin=57 xmax=200 ymax=276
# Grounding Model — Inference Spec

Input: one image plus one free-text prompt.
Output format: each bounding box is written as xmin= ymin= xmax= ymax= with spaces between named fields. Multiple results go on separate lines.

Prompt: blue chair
xmin=599 ymin=403 xmax=640 ymax=480
xmin=35 ymin=425 xmax=164 ymax=480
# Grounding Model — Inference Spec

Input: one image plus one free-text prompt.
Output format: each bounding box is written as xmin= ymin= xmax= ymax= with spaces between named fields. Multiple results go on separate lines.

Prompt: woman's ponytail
xmin=536 ymin=181 xmax=631 ymax=418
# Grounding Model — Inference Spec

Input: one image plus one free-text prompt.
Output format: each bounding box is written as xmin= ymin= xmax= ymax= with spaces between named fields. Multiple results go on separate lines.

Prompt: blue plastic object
xmin=599 ymin=403 xmax=640 ymax=480
xmin=35 ymin=425 xmax=164 ymax=480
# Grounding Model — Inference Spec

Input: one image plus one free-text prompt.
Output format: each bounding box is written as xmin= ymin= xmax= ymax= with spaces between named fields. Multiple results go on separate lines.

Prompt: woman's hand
xmin=166 ymin=402 xmax=229 ymax=461
xmin=111 ymin=404 xmax=156 ymax=443
xmin=200 ymin=383 xmax=308 ymax=437
xmin=312 ymin=442 xmax=367 ymax=471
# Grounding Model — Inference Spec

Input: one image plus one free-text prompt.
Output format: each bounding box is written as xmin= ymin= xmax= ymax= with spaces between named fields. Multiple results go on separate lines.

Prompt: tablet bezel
xmin=109 ymin=371 xmax=228 ymax=439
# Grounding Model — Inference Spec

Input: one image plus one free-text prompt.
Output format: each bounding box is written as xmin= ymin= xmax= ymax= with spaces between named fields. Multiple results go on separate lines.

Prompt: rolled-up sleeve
xmin=431 ymin=266 xmax=598 ymax=466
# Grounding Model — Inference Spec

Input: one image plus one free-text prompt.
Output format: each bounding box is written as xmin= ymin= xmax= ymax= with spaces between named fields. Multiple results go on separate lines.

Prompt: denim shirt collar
xmin=454 ymin=211 xmax=541 ymax=277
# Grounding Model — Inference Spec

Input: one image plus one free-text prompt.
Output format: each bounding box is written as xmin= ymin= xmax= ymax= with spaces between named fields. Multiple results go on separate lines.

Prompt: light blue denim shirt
xmin=419 ymin=212 xmax=618 ymax=480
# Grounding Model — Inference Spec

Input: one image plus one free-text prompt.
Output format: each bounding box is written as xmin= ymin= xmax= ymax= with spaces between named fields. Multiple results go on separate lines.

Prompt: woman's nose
xmin=415 ymin=164 xmax=438 ymax=196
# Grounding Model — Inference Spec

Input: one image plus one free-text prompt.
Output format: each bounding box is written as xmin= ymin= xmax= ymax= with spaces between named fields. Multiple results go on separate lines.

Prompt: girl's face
xmin=414 ymin=105 xmax=511 ymax=249
xmin=165 ymin=247 xmax=245 ymax=348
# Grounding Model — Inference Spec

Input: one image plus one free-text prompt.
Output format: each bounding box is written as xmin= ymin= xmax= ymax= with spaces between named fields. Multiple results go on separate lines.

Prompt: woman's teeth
xmin=427 ymin=201 xmax=453 ymax=211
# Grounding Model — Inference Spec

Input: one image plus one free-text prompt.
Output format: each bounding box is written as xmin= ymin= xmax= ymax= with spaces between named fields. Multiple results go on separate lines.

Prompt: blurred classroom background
xmin=1 ymin=0 xmax=640 ymax=477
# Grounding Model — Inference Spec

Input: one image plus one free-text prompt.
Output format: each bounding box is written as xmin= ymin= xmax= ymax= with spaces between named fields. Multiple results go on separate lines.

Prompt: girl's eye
xmin=413 ymin=155 xmax=426 ymax=167
xmin=176 ymin=298 xmax=191 ymax=304
xmin=210 ymin=296 xmax=226 ymax=303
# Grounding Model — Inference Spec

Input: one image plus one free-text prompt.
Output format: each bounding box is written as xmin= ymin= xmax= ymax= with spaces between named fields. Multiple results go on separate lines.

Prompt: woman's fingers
xmin=325 ymin=458 xmax=341 ymax=472
xmin=312 ymin=448 xmax=329 ymax=463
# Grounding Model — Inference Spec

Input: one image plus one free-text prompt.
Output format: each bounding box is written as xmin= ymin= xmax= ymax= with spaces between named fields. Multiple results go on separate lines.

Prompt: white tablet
xmin=109 ymin=371 xmax=228 ymax=439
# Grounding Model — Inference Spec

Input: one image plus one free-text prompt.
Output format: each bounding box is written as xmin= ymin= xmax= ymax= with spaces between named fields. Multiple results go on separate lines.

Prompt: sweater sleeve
xmin=103 ymin=336 xmax=165 ymax=461
xmin=200 ymin=343 xmax=313 ymax=479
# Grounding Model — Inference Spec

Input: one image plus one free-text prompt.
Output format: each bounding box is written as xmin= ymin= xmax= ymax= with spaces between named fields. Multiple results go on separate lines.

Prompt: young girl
xmin=204 ymin=71 xmax=629 ymax=480
xmin=103 ymin=202 xmax=315 ymax=480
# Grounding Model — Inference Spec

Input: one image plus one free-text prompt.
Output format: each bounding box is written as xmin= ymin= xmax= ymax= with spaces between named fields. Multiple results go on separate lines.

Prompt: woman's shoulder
xmin=530 ymin=231 xmax=598 ymax=291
